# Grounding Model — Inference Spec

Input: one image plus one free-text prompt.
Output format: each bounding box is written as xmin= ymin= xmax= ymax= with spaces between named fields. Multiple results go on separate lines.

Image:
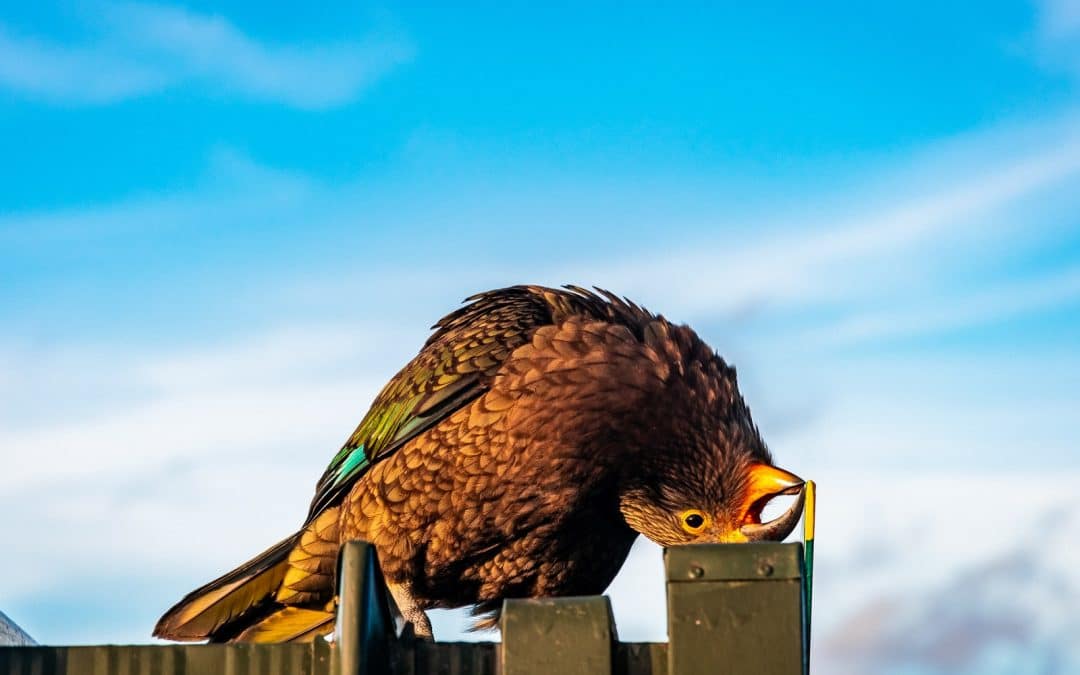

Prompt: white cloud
xmin=812 ymin=473 xmax=1080 ymax=675
xmin=1038 ymin=0 xmax=1080 ymax=41
xmin=0 ymin=146 xmax=320 ymax=252
xmin=5 ymin=111 xmax=1079 ymax=338
xmin=1035 ymin=0 xmax=1080 ymax=83
xmin=0 ymin=3 xmax=412 ymax=108
xmin=0 ymin=24 xmax=166 ymax=103
xmin=11 ymin=456 xmax=1079 ymax=666
xmin=0 ymin=323 xmax=420 ymax=626
xmin=576 ymin=120 xmax=1080 ymax=322
xmin=0 ymin=323 xmax=409 ymax=495
xmin=2 ymin=104 xmax=1080 ymax=664
xmin=800 ymin=265 xmax=1080 ymax=347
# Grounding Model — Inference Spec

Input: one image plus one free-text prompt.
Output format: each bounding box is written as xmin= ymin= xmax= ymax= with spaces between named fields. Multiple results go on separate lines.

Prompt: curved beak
xmin=737 ymin=463 xmax=806 ymax=542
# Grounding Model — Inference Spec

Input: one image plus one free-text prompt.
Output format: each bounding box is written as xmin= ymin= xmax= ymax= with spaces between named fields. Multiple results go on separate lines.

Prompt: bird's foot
xmin=399 ymin=615 xmax=434 ymax=641
xmin=387 ymin=582 xmax=434 ymax=641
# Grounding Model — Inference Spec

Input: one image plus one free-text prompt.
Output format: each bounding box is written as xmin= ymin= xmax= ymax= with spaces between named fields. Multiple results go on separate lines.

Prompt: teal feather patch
xmin=334 ymin=446 xmax=369 ymax=485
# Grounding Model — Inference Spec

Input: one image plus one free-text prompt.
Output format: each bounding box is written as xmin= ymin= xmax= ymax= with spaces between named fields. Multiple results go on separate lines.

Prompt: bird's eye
xmin=680 ymin=509 xmax=709 ymax=535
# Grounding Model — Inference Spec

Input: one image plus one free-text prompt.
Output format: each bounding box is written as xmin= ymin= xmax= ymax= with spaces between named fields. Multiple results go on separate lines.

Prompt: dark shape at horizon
xmin=0 ymin=610 xmax=36 ymax=646
xmin=154 ymin=285 xmax=805 ymax=643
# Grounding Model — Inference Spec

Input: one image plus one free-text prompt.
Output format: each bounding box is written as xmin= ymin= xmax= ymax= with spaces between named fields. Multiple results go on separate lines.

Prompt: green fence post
xmin=665 ymin=543 xmax=806 ymax=675
xmin=500 ymin=596 xmax=616 ymax=675
xmin=335 ymin=541 xmax=395 ymax=675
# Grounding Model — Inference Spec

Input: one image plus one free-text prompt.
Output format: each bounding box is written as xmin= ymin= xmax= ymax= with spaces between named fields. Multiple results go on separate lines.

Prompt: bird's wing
xmin=303 ymin=287 xmax=558 ymax=523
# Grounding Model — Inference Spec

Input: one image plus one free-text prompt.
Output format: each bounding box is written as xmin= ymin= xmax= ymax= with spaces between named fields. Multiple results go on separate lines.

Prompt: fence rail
xmin=0 ymin=541 xmax=808 ymax=674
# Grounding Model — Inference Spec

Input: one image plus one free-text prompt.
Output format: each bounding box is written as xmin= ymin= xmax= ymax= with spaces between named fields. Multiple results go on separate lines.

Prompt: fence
xmin=0 ymin=541 xmax=808 ymax=674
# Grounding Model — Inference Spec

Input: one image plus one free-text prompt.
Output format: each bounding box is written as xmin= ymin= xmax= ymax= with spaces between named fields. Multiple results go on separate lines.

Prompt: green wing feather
xmin=155 ymin=285 xmax=655 ymax=643
xmin=303 ymin=284 xmax=654 ymax=524
xmin=303 ymin=287 xmax=558 ymax=522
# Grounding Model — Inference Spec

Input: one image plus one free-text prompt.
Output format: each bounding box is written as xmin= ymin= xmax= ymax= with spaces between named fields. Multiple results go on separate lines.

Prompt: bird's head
xmin=615 ymin=335 xmax=805 ymax=547
xmin=618 ymin=458 xmax=804 ymax=547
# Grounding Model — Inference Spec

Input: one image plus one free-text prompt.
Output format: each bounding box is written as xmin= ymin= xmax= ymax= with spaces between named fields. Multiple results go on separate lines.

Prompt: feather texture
xmin=153 ymin=535 xmax=298 ymax=641
xmin=155 ymin=285 xmax=778 ymax=643
xmin=231 ymin=606 xmax=335 ymax=643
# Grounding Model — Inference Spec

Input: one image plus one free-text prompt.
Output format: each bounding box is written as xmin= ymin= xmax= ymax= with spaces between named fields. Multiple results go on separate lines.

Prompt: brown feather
xmin=156 ymin=285 xmax=779 ymax=643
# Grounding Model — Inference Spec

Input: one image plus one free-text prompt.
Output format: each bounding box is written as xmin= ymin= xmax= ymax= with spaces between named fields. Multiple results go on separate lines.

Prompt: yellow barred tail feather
xmin=232 ymin=605 xmax=336 ymax=643
xmin=153 ymin=534 xmax=300 ymax=642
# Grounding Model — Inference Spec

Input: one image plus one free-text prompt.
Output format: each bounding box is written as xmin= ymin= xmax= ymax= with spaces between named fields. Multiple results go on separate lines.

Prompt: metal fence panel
xmin=666 ymin=543 xmax=806 ymax=675
xmin=1 ymin=542 xmax=807 ymax=675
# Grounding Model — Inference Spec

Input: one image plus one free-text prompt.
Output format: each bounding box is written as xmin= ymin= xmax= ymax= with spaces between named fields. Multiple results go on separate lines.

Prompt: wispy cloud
xmin=1034 ymin=0 xmax=1080 ymax=81
xmin=1038 ymin=0 xmax=1080 ymax=41
xmin=0 ymin=322 xmax=408 ymax=494
xmin=0 ymin=2 xmax=412 ymax=108
xmin=0 ymin=322 xmax=416 ymax=622
xmin=579 ymin=117 xmax=1080 ymax=322
xmin=5 ymin=114 xmax=1080 ymax=350
xmin=0 ymin=24 xmax=166 ymax=103
xmin=803 ymin=265 xmax=1080 ymax=347
xmin=2 ymin=106 xmax=1080 ymax=656
xmin=0 ymin=146 xmax=318 ymax=249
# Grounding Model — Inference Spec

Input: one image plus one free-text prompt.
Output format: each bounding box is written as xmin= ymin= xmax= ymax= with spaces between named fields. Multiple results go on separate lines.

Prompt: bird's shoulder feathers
xmin=304 ymin=285 xmax=657 ymax=522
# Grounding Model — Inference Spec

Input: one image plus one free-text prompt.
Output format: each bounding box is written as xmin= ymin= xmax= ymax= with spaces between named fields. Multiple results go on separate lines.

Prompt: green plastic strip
xmin=803 ymin=480 xmax=816 ymax=674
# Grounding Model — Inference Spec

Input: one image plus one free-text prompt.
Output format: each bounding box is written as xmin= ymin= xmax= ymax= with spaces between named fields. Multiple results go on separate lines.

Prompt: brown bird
xmin=154 ymin=285 xmax=805 ymax=643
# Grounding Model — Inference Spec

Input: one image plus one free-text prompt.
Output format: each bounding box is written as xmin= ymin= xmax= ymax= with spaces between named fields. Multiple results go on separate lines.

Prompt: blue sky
xmin=2 ymin=2 xmax=1080 ymax=672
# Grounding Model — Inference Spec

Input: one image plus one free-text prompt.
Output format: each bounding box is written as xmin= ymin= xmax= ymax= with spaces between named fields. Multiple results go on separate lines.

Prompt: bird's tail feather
xmin=229 ymin=605 xmax=336 ymax=643
xmin=468 ymin=600 xmax=502 ymax=631
xmin=153 ymin=533 xmax=301 ymax=642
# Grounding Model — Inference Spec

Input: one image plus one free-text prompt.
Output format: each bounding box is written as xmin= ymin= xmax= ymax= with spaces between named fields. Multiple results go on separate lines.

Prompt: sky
xmin=2 ymin=1 xmax=1080 ymax=672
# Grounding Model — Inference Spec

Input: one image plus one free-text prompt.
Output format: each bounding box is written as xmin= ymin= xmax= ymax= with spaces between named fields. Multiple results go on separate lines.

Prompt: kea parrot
xmin=154 ymin=285 xmax=805 ymax=643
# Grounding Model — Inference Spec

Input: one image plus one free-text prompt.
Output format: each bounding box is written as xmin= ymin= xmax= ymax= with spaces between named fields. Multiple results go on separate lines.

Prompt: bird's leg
xmin=387 ymin=582 xmax=433 ymax=640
